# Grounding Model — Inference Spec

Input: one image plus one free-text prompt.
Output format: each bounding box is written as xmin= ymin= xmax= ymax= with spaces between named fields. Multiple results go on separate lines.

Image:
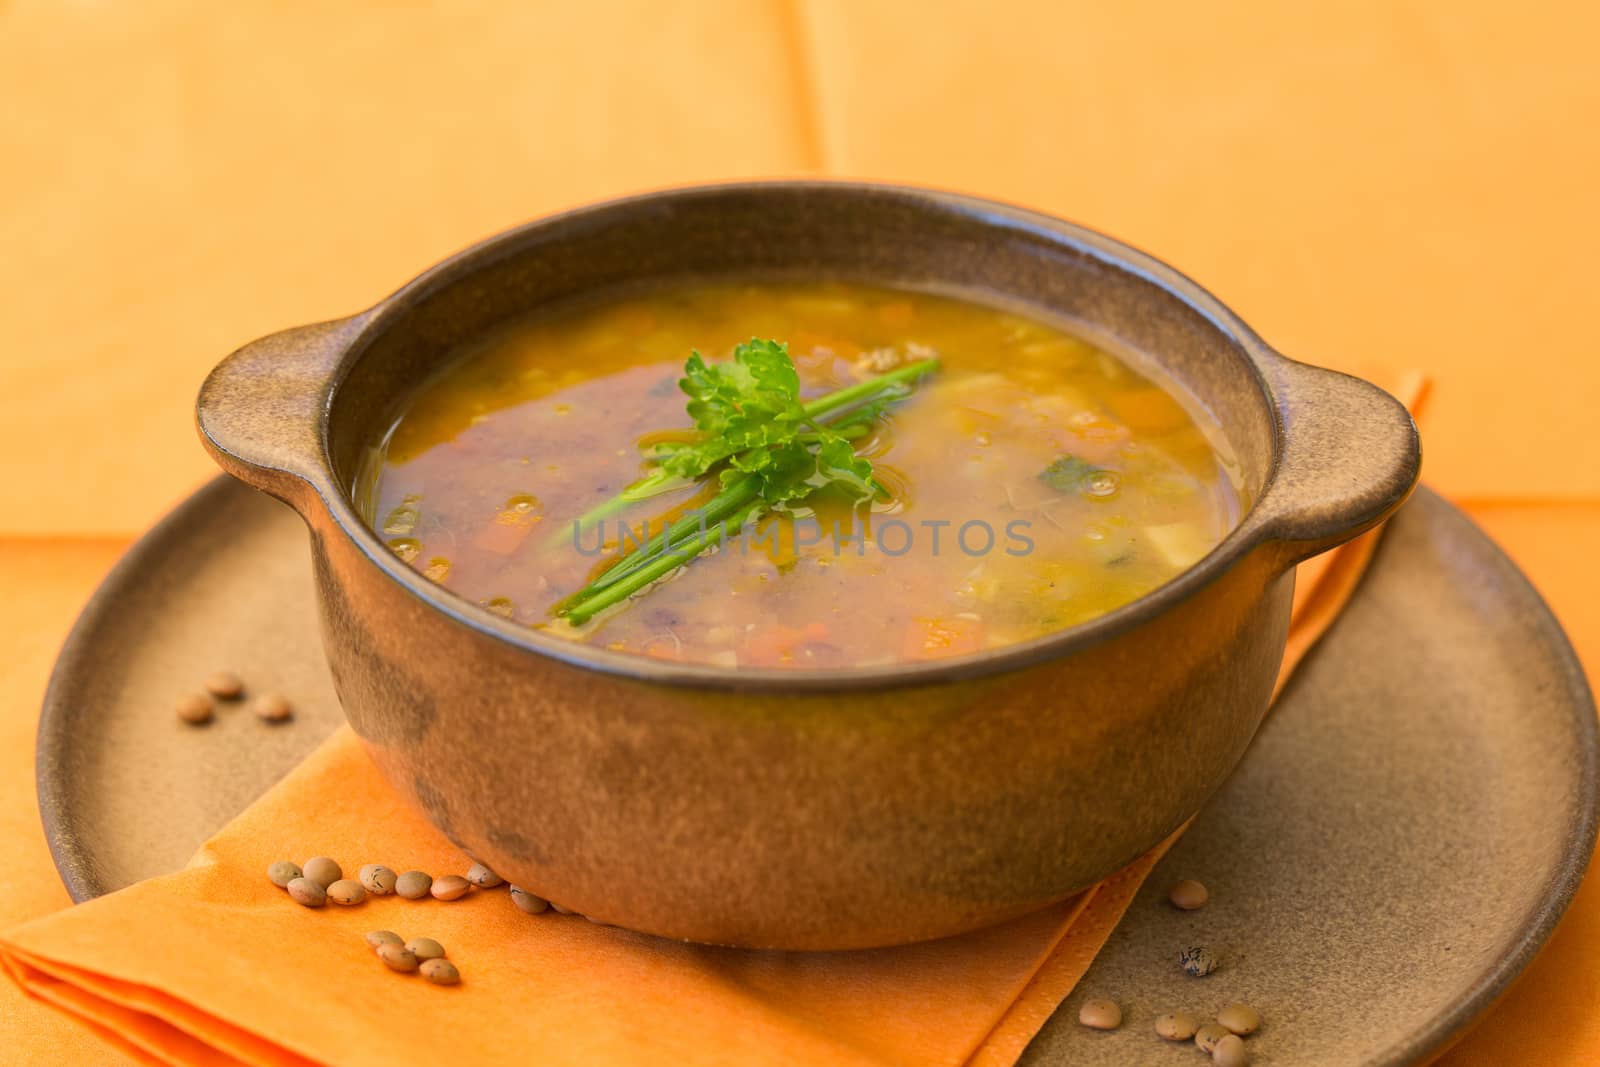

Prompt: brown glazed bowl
xmin=197 ymin=182 xmax=1419 ymax=949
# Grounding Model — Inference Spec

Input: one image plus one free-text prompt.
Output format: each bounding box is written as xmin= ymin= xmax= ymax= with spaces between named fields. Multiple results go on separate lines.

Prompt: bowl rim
xmin=312 ymin=180 xmax=1289 ymax=691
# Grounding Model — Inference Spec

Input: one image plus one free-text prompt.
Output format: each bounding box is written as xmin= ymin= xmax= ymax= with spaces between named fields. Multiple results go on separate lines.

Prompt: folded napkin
xmin=3 ymin=375 xmax=1427 ymax=1067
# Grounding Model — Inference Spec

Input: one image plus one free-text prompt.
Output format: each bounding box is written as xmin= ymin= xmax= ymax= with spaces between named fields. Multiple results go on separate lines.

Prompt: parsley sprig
xmin=556 ymin=339 xmax=938 ymax=624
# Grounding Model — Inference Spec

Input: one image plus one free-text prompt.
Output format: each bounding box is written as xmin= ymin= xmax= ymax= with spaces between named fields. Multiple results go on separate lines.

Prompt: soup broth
xmin=364 ymin=282 xmax=1243 ymax=669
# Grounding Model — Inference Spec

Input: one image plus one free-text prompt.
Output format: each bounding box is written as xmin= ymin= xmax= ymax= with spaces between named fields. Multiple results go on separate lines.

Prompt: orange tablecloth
xmin=2 ymin=3 xmax=1596 ymax=1062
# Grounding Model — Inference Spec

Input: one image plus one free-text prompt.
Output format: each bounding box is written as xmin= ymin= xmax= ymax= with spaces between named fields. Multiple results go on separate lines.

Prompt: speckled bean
xmin=1154 ymin=1011 xmax=1199 ymax=1041
xmin=286 ymin=877 xmax=326 ymax=908
xmin=420 ymin=958 xmax=460 ymax=986
xmin=267 ymin=860 xmax=302 ymax=888
xmin=359 ymin=864 xmax=398 ymax=896
xmin=327 ymin=879 xmax=366 ymax=905
xmin=1195 ymin=1023 xmax=1230 ymax=1054
xmin=509 ymin=886 xmax=550 ymax=914
xmin=204 ymin=671 xmax=244 ymax=699
xmin=406 ymin=937 xmax=445 ymax=961
xmin=176 ymin=694 xmax=214 ymax=725
xmin=1178 ymin=945 xmax=1219 ymax=977
xmin=364 ymin=930 xmax=403 ymax=950
xmin=377 ymin=943 xmax=419 ymax=972
xmin=1212 ymin=1033 xmax=1249 ymax=1066
xmin=252 ymin=693 xmax=293 ymax=722
xmin=430 ymin=875 xmax=471 ymax=901
xmin=466 ymin=863 xmax=504 ymax=888
xmin=1216 ymin=1003 xmax=1260 ymax=1036
xmin=1077 ymin=998 xmax=1122 ymax=1030
xmin=395 ymin=871 xmax=433 ymax=899
xmin=302 ymin=857 xmax=342 ymax=889
xmin=1168 ymin=878 xmax=1209 ymax=910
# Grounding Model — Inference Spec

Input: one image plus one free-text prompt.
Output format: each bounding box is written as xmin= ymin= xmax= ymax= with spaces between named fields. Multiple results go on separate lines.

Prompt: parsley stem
xmin=562 ymin=496 xmax=765 ymax=624
xmin=799 ymin=358 xmax=939 ymax=420
xmin=561 ymin=474 xmax=761 ymax=607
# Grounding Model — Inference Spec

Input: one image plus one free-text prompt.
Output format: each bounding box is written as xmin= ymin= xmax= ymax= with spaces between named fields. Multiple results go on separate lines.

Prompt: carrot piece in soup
xmin=901 ymin=616 xmax=986 ymax=661
xmin=472 ymin=516 xmax=539 ymax=555
xmin=740 ymin=624 xmax=807 ymax=667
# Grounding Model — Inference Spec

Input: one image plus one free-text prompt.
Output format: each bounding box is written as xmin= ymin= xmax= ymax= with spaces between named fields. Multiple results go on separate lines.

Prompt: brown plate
xmin=37 ymin=479 xmax=1597 ymax=1065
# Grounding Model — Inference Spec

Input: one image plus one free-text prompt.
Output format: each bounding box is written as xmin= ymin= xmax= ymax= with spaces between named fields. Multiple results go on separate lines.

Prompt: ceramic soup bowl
xmin=197 ymin=182 xmax=1420 ymax=949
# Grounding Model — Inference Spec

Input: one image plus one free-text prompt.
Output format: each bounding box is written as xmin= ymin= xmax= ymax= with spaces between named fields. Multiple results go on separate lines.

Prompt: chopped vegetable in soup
xmin=362 ymin=282 xmax=1244 ymax=668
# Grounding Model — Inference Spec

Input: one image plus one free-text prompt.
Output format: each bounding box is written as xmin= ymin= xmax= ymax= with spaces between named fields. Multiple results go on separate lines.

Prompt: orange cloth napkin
xmin=0 ymin=380 xmax=1426 ymax=1067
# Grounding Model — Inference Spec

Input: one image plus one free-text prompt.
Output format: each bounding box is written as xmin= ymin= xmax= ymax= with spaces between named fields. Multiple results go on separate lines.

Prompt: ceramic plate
xmin=38 ymin=480 xmax=1597 ymax=1065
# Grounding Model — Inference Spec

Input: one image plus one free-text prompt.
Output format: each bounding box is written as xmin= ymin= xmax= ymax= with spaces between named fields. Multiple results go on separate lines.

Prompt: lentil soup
xmin=362 ymin=281 xmax=1244 ymax=669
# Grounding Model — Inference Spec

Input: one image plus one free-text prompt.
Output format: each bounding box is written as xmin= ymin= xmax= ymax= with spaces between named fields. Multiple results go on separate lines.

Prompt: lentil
xmin=359 ymin=864 xmax=398 ymax=896
xmin=1168 ymin=879 xmax=1209 ymax=910
xmin=1077 ymin=998 xmax=1122 ymax=1031
xmin=406 ymin=937 xmax=446 ymax=961
xmin=509 ymin=886 xmax=550 ymax=914
xmin=327 ymin=879 xmax=367 ymax=905
xmin=364 ymin=930 xmax=404 ymax=950
xmin=286 ymin=877 xmax=327 ymax=908
xmin=1178 ymin=945 xmax=1219 ymax=977
xmin=420 ymin=958 xmax=460 ymax=986
xmin=1194 ymin=1023 xmax=1230 ymax=1054
xmin=1154 ymin=1012 xmax=1199 ymax=1041
xmin=1212 ymin=1033 xmax=1249 ymax=1067
xmin=302 ymin=857 xmax=342 ymax=890
xmin=550 ymin=902 xmax=574 ymax=915
xmin=1216 ymin=1003 xmax=1261 ymax=1036
xmin=395 ymin=871 xmax=433 ymax=899
xmin=377 ymin=943 xmax=419 ymax=972
xmin=431 ymin=875 xmax=471 ymax=901
xmin=466 ymin=862 xmax=504 ymax=888
xmin=252 ymin=694 xmax=293 ymax=723
xmin=176 ymin=694 xmax=214 ymax=725
xmin=204 ymin=671 xmax=245 ymax=699
xmin=266 ymin=860 xmax=302 ymax=888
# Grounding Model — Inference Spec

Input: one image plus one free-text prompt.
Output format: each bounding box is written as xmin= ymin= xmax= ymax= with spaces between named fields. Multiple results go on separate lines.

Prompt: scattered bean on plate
xmin=1212 ymin=1033 xmax=1249 ymax=1066
xmin=1178 ymin=945 xmax=1218 ymax=977
xmin=286 ymin=877 xmax=327 ymax=908
xmin=377 ymin=943 xmax=419 ymax=972
xmin=406 ymin=937 xmax=446 ymax=961
xmin=266 ymin=860 xmax=302 ymax=888
xmin=1076 ymin=997 xmax=1122 ymax=1030
xmin=1168 ymin=879 xmax=1209 ymax=910
xmin=1154 ymin=1011 xmax=1199 ymax=1041
xmin=393 ymin=870 xmax=432 ymax=899
xmin=204 ymin=671 xmax=245 ymax=700
xmin=420 ymin=958 xmax=460 ymax=986
xmin=327 ymin=879 xmax=366 ymax=906
xmin=175 ymin=694 xmax=214 ymax=725
xmin=431 ymin=875 xmax=471 ymax=901
xmin=302 ymin=857 xmax=342 ymax=890
xmin=359 ymin=864 xmax=398 ymax=896
xmin=1194 ymin=1023 xmax=1230 ymax=1053
xmin=466 ymin=862 xmax=504 ymax=888
xmin=252 ymin=694 xmax=293 ymax=723
xmin=1216 ymin=1002 xmax=1261 ymax=1036
xmin=509 ymin=886 xmax=550 ymax=914
xmin=364 ymin=930 xmax=404 ymax=950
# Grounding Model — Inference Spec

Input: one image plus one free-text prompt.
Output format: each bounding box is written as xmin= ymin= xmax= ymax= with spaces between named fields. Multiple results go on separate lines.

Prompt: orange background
xmin=1 ymin=2 xmax=1596 ymax=1062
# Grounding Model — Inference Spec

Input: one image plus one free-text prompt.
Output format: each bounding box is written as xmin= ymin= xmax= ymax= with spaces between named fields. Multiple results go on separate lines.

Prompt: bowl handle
xmin=195 ymin=314 xmax=370 ymax=507
xmin=1248 ymin=356 xmax=1422 ymax=566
